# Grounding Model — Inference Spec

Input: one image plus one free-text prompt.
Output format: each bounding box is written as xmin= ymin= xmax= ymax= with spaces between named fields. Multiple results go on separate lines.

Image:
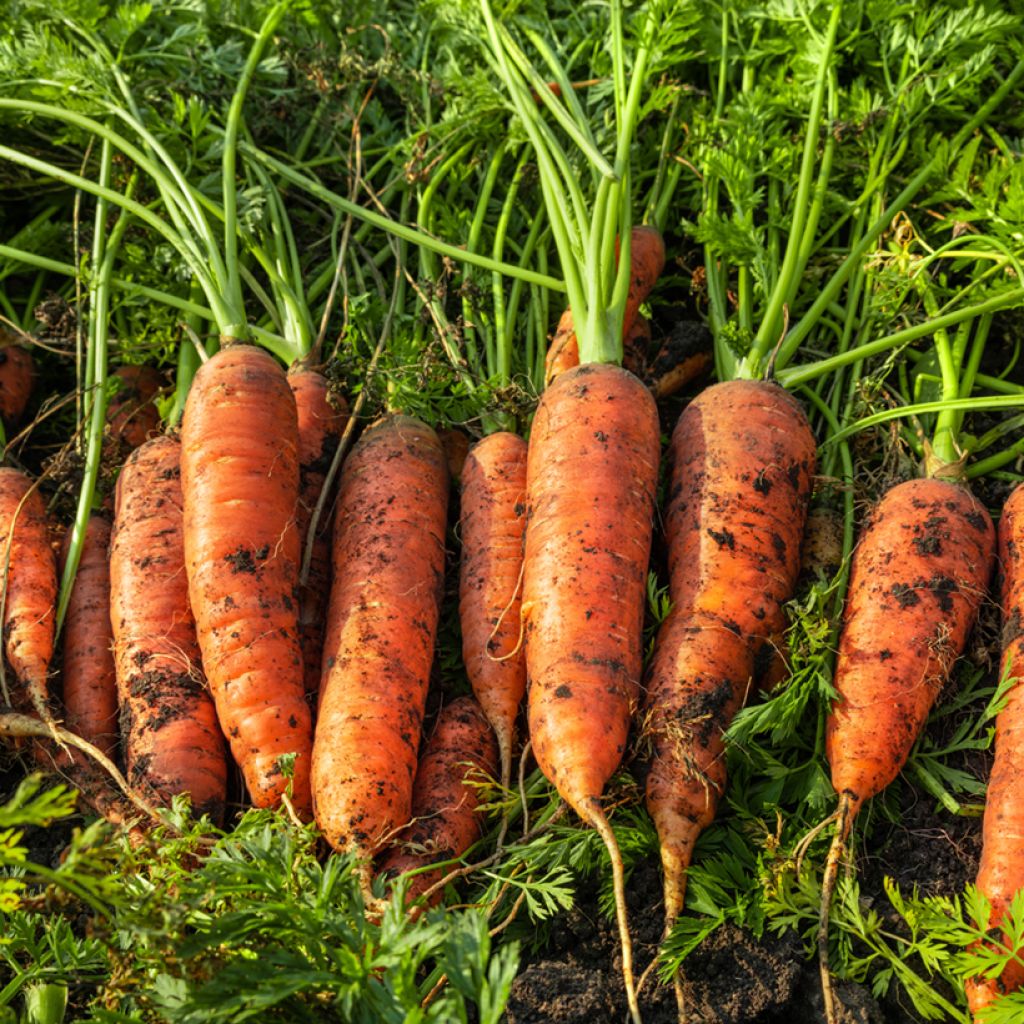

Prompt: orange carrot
xmin=312 ymin=414 xmax=449 ymax=886
xmin=438 ymin=428 xmax=472 ymax=484
xmin=110 ymin=436 xmax=228 ymax=821
xmin=544 ymin=226 xmax=667 ymax=386
xmin=0 ymin=468 xmax=57 ymax=726
xmin=459 ymin=431 xmax=527 ymax=793
xmin=820 ymin=477 xmax=994 ymax=1021
xmin=288 ymin=364 xmax=349 ymax=701
xmin=180 ymin=345 xmax=313 ymax=813
xmin=644 ymin=380 xmax=816 ymax=932
xmin=523 ymin=362 xmax=660 ymax=1021
xmin=0 ymin=332 xmax=33 ymax=425
xmin=107 ymin=365 xmax=164 ymax=449
xmin=378 ymin=696 xmax=498 ymax=911
xmin=648 ymin=322 xmax=714 ymax=400
xmin=59 ymin=515 xmax=118 ymax=759
xmin=966 ymin=482 xmax=1024 ymax=1016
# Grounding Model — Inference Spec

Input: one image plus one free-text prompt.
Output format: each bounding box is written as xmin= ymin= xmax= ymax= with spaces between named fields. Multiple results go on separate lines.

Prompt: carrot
xmin=544 ymin=226 xmax=667 ymax=386
xmin=0 ymin=468 xmax=57 ymax=727
xmin=459 ymin=431 xmax=527 ymax=795
xmin=180 ymin=344 xmax=313 ymax=813
xmin=107 ymin=365 xmax=163 ymax=450
xmin=820 ymin=477 xmax=994 ymax=1022
xmin=59 ymin=515 xmax=118 ymax=760
xmin=378 ymin=696 xmax=499 ymax=911
xmin=648 ymin=322 xmax=714 ymax=401
xmin=965 ymin=482 xmax=1024 ymax=1017
xmin=288 ymin=364 xmax=349 ymax=702
xmin=0 ymin=330 xmax=33 ymax=425
xmin=312 ymin=414 xmax=449 ymax=888
xmin=523 ymin=362 xmax=660 ymax=1023
xmin=438 ymin=428 xmax=472 ymax=484
xmin=110 ymin=435 xmax=228 ymax=822
xmin=622 ymin=315 xmax=651 ymax=380
xmin=644 ymin=380 xmax=816 ymax=934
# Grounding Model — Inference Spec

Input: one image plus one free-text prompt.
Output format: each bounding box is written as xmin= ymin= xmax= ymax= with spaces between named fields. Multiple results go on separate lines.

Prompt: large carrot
xmin=378 ymin=695 xmax=499 ymax=911
xmin=110 ymin=436 xmax=228 ymax=822
xmin=59 ymin=515 xmax=118 ymax=759
xmin=965 ymin=482 xmax=1024 ymax=1018
xmin=523 ymin=362 xmax=660 ymax=1021
xmin=459 ymin=431 xmax=528 ymax=794
xmin=312 ymin=414 xmax=449 ymax=887
xmin=544 ymin=226 xmax=666 ymax=386
xmin=288 ymin=364 xmax=349 ymax=702
xmin=180 ymin=344 xmax=313 ymax=813
xmin=820 ymin=478 xmax=994 ymax=1021
xmin=644 ymin=380 xmax=816 ymax=933
xmin=0 ymin=332 xmax=33 ymax=425
xmin=0 ymin=468 xmax=57 ymax=727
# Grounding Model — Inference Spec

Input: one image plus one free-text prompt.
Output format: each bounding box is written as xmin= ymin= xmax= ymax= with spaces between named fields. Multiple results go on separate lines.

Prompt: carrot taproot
xmin=288 ymin=364 xmax=349 ymax=701
xmin=820 ymin=477 xmax=994 ymax=1022
xmin=107 ymin=365 xmax=163 ymax=449
xmin=110 ymin=435 xmax=228 ymax=822
xmin=459 ymin=431 xmax=527 ymax=796
xmin=180 ymin=344 xmax=313 ymax=814
xmin=59 ymin=515 xmax=117 ymax=760
xmin=312 ymin=414 xmax=449 ymax=887
xmin=0 ymin=332 xmax=33 ymax=426
xmin=965 ymin=482 xmax=1024 ymax=1018
xmin=523 ymin=362 xmax=660 ymax=1023
xmin=544 ymin=226 xmax=666 ymax=386
xmin=378 ymin=695 xmax=499 ymax=911
xmin=0 ymin=468 xmax=57 ymax=727
xmin=648 ymin=322 xmax=714 ymax=401
xmin=438 ymin=428 xmax=472 ymax=484
xmin=644 ymin=380 xmax=816 ymax=933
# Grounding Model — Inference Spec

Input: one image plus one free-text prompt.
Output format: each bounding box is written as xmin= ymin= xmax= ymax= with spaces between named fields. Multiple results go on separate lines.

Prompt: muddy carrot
xmin=107 ymin=365 xmax=164 ymax=449
xmin=0 ymin=331 xmax=33 ymax=425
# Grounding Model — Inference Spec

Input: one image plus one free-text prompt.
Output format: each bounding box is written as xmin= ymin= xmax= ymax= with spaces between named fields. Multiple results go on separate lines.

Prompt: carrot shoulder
xmin=312 ymin=414 xmax=449 ymax=880
xmin=180 ymin=345 xmax=313 ymax=813
xmin=110 ymin=436 xmax=228 ymax=822
xmin=459 ymin=431 xmax=528 ymax=790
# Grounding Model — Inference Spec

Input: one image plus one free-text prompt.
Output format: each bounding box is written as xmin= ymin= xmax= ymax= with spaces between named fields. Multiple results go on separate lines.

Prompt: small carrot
xmin=544 ymin=226 xmax=667 ymax=386
xmin=0 ymin=468 xmax=57 ymax=727
xmin=312 ymin=414 xmax=449 ymax=889
xmin=180 ymin=344 xmax=313 ymax=813
xmin=964 ymin=482 xmax=1024 ymax=1018
xmin=0 ymin=332 xmax=33 ymax=426
xmin=459 ymin=431 xmax=528 ymax=795
xmin=820 ymin=477 xmax=994 ymax=1021
xmin=288 ymin=364 xmax=349 ymax=702
xmin=59 ymin=515 xmax=118 ymax=759
xmin=110 ymin=436 xmax=228 ymax=822
xmin=378 ymin=696 xmax=499 ymax=911
xmin=648 ymin=322 xmax=714 ymax=400
xmin=438 ymin=428 xmax=472 ymax=484
xmin=107 ymin=365 xmax=164 ymax=449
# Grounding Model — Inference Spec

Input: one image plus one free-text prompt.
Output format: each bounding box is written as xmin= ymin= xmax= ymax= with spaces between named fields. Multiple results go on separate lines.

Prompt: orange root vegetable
xmin=0 ymin=469 xmax=57 ymax=726
xmin=544 ymin=226 xmax=667 ymax=386
xmin=821 ymin=478 xmax=994 ymax=1022
xmin=312 ymin=415 xmax=449 ymax=882
xmin=966 ymin=482 xmax=1024 ymax=1015
xmin=107 ymin=365 xmax=164 ymax=449
xmin=0 ymin=333 xmax=33 ymax=425
xmin=459 ymin=431 xmax=528 ymax=793
xmin=649 ymin=322 xmax=714 ymax=400
xmin=110 ymin=436 xmax=228 ymax=822
xmin=378 ymin=696 xmax=499 ymax=911
xmin=645 ymin=380 xmax=816 ymax=933
xmin=622 ymin=316 xmax=651 ymax=380
xmin=180 ymin=345 xmax=313 ymax=814
xmin=288 ymin=365 xmax=349 ymax=701
xmin=523 ymin=363 xmax=660 ymax=1023
xmin=59 ymin=516 xmax=118 ymax=759
xmin=438 ymin=428 xmax=472 ymax=484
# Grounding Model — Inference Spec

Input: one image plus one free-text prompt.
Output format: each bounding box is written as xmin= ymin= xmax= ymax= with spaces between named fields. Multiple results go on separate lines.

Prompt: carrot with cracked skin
xmin=59 ymin=515 xmax=118 ymax=759
xmin=288 ymin=364 xmax=349 ymax=701
xmin=107 ymin=365 xmax=164 ymax=449
xmin=110 ymin=436 xmax=228 ymax=822
xmin=544 ymin=226 xmax=666 ymax=385
xmin=819 ymin=478 xmax=994 ymax=1021
xmin=644 ymin=380 xmax=816 ymax=935
xmin=378 ymin=696 xmax=498 ymax=911
xmin=0 ymin=468 xmax=57 ymax=727
xmin=180 ymin=344 xmax=313 ymax=814
xmin=965 ymin=483 xmax=1024 ymax=1018
xmin=312 ymin=414 xmax=449 ymax=888
xmin=459 ymin=431 xmax=528 ymax=793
